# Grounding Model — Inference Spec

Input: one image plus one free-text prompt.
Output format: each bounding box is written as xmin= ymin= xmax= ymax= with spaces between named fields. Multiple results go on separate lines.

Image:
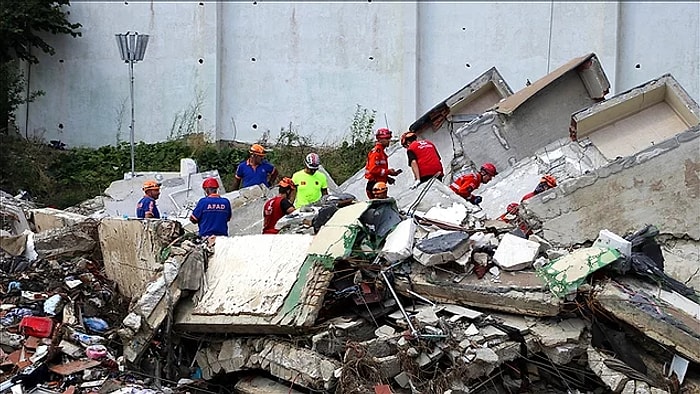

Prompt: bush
xmin=0 ymin=106 xmax=379 ymax=208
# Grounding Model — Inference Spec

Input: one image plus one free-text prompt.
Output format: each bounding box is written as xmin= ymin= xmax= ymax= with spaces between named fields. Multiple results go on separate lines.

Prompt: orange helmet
xmin=142 ymin=180 xmax=161 ymax=192
xmin=375 ymin=128 xmax=392 ymax=140
xmin=480 ymin=163 xmax=498 ymax=177
xmin=372 ymin=182 xmax=388 ymax=193
xmin=278 ymin=177 xmax=296 ymax=189
xmin=541 ymin=175 xmax=557 ymax=188
xmin=249 ymin=144 xmax=266 ymax=156
xmin=202 ymin=177 xmax=219 ymax=189
xmin=400 ymin=132 xmax=416 ymax=147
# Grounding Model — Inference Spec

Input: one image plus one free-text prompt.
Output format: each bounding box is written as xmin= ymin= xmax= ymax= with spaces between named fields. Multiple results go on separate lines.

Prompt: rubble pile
xmin=0 ymin=54 xmax=698 ymax=394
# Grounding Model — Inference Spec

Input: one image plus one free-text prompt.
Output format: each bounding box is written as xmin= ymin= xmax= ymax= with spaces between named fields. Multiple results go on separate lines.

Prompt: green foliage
xmin=0 ymin=105 xmax=379 ymax=208
xmin=0 ymin=61 xmax=44 ymax=129
xmin=0 ymin=0 xmax=82 ymax=64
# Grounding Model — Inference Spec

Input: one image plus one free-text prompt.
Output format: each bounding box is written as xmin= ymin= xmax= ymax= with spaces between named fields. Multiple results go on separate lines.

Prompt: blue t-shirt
xmin=190 ymin=195 xmax=232 ymax=237
xmin=136 ymin=196 xmax=160 ymax=218
xmin=236 ymin=159 xmax=275 ymax=188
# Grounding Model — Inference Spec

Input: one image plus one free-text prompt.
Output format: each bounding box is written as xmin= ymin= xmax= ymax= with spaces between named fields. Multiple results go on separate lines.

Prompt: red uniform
xmin=262 ymin=195 xmax=293 ymax=234
xmin=449 ymin=173 xmax=483 ymax=202
xmin=365 ymin=142 xmax=390 ymax=182
xmin=407 ymin=140 xmax=443 ymax=181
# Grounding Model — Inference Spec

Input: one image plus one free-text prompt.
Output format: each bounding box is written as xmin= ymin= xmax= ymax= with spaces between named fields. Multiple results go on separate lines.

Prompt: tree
xmin=0 ymin=0 xmax=81 ymax=133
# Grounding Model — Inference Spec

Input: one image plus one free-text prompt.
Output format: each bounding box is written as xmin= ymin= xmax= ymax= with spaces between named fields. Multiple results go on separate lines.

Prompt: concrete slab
xmin=395 ymin=265 xmax=561 ymax=316
xmin=587 ymin=347 xmax=629 ymax=392
xmin=34 ymin=219 xmax=99 ymax=261
xmin=594 ymin=279 xmax=700 ymax=363
xmin=525 ymin=127 xmax=700 ymax=246
xmin=177 ymin=204 xmax=368 ymax=333
xmin=98 ymin=218 xmax=182 ymax=299
xmin=30 ymin=208 xmax=87 ymax=233
xmin=196 ymin=337 xmax=340 ymax=391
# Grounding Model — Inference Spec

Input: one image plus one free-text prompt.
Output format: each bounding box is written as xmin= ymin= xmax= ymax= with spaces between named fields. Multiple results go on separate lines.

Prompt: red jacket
xmin=365 ymin=143 xmax=390 ymax=182
xmin=449 ymin=173 xmax=482 ymax=200
xmin=407 ymin=140 xmax=443 ymax=179
xmin=262 ymin=195 xmax=292 ymax=234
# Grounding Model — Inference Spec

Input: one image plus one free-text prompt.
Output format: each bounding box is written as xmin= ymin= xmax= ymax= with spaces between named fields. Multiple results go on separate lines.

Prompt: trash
xmin=42 ymin=294 xmax=62 ymax=316
xmin=82 ymin=317 xmax=109 ymax=333
xmin=85 ymin=345 xmax=109 ymax=360
xmin=19 ymin=316 xmax=53 ymax=338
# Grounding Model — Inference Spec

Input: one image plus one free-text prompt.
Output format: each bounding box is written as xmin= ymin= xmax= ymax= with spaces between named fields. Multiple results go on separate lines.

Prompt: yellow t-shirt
xmin=292 ymin=170 xmax=328 ymax=208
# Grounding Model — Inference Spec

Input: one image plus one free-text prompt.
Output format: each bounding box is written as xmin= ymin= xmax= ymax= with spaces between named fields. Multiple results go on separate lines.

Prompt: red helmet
xmin=400 ymin=132 xmax=416 ymax=147
xmin=480 ymin=163 xmax=498 ymax=177
xmin=506 ymin=202 xmax=520 ymax=215
xmin=305 ymin=153 xmax=321 ymax=170
xmin=202 ymin=177 xmax=219 ymax=189
xmin=375 ymin=128 xmax=392 ymax=140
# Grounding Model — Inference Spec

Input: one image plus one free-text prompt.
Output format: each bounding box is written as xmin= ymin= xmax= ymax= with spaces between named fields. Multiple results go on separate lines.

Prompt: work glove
xmin=389 ymin=168 xmax=402 ymax=176
xmin=470 ymin=195 xmax=483 ymax=206
xmin=387 ymin=177 xmax=396 ymax=185
xmin=409 ymin=180 xmax=421 ymax=190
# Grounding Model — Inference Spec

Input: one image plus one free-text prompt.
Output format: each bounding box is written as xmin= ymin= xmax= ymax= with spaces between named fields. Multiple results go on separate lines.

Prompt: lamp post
xmin=115 ymin=32 xmax=149 ymax=178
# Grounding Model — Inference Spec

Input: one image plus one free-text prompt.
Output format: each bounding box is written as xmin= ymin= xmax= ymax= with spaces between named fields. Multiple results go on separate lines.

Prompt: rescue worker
xmin=189 ymin=177 xmax=232 ymax=237
xmin=136 ymin=180 xmax=161 ymax=219
xmin=497 ymin=202 xmax=521 ymax=223
xmin=372 ymin=181 xmax=388 ymax=199
xmin=449 ymin=163 xmax=498 ymax=206
xmin=232 ymin=144 xmax=279 ymax=190
xmin=262 ymin=177 xmax=297 ymax=234
xmin=521 ymin=175 xmax=557 ymax=201
xmin=400 ymin=131 xmax=443 ymax=188
xmin=292 ymin=153 xmax=328 ymax=208
xmin=364 ymin=128 xmax=401 ymax=199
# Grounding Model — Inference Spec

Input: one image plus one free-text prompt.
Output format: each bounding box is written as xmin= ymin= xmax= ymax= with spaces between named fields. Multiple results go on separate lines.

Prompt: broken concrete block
xmin=538 ymin=247 xmax=620 ymax=297
xmin=479 ymin=326 xmax=508 ymax=341
xmin=374 ymin=355 xmax=401 ymax=378
xmin=30 ymin=208 xmax=87 ymax=233
xmin=587 ymin=347 xmax=629 ymax=392
xmin=472 ymin=252 xmax=489 ymax=266
xmin=99 ymin=218 xmax=182 ymax=298
xmin=234 ymin=375 xmax=303 ymax=394
xmin=595 ymin=278 xmax=700 ymax=363
xmin=34 ymin=219 xmax=99 ymax=260
xmin=473 ymin=347 xmax=499 ymax=364
xmin=414 ymin=307 xmax=440 ymax=326
xmin=396 ymin=265 xmax=562 ymax=316
xmin=594 ymin=229 xmax=632 ymax=257
xmin=423 ymin=203 xmax=469 ymax=227
xmin=493 ymin=233 xmax=540 ymax=271
xmin=443 ymin=304 xmax=483 ymax=321
xmin=374 ymin=325 xmax=395 ymax=339
xmin=464 ymin=324 xmax=479 ymax=337
xmin=394 ymin=371 xmax=410 ymax=389
xmin=380 ymin=218 xmax=416 ymax=263
xmin=197 ymin=338 xmax=340 ymax=391
xmin=413 ymin=231 xmax=470 ymax=266
xmin=530 ymin=318 xmax=587 ymax=348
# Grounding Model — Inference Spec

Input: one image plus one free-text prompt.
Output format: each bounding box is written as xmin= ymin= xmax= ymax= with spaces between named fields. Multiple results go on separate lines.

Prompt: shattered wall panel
xmin=192 ymin=234 xmax=314 ymax=316
xmin=524 ymin=128 xmax=700 ymax=246
xmin=98 ymin=218 xmax=182 ymax=299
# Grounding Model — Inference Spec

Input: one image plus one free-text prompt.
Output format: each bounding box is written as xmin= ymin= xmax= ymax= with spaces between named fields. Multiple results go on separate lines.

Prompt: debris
xmin=538 ymin=246 xmax=621 ymax=297
xmin=413 ymin=231 xmax=471 ymax=266
xmin=493 ymin=233 xmax=540 ymax=271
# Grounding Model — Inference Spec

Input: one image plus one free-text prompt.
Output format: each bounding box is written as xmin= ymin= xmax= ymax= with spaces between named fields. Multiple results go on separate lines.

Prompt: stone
xmin=374 ymin=354 xmax=401 ymax=378
xmin=587 ymin=347 xmax=629 ymax=392
xmin=374 ymin=325 xmax=396 ymax=338
xmin=394 ymin=371 xmax=410 ymax=389
xmin=413 ymin=231 xmax=471 ymax=266
xmin=472 ymin=252 xmax=489 ymax=266
xmin=493 ymin=233 xmax=540 ymax=271
xmin=473 ymin=347 xmax=499 ymax=364
xmin=414 ymin=307 xmax=440 ymax=326
xmin=464 ymin=324 xmax=479 ymax=336
xmin=530 ymin=318 xmax=587 ymax=348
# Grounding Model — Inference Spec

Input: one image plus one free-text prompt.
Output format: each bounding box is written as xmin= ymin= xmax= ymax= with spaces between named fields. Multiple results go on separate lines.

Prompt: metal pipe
xmin=129 ymin=58 xmax=135 ymax=177
xmin=380 ymin=270 xmax=418 ymax=338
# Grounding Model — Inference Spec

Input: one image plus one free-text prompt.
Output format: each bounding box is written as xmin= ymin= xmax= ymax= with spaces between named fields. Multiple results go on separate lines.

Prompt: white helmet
xmin=305 ymin=153 xmax=320 ymax=170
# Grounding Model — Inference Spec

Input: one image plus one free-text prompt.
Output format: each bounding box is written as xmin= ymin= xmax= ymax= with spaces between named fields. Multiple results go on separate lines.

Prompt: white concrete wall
xmin=15 ymin=2 xmax=700 ymax=148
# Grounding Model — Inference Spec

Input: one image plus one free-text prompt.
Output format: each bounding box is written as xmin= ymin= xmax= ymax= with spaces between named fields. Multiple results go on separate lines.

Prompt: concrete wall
xmin=15 ymin=2 xmax=700 ymax=148
xmin=524 ymin=127 xmax=700 ymax=246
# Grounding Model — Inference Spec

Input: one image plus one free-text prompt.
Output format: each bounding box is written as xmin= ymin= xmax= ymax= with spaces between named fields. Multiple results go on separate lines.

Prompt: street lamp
xmin=115 ymin=32 xmax=149 ymax=178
